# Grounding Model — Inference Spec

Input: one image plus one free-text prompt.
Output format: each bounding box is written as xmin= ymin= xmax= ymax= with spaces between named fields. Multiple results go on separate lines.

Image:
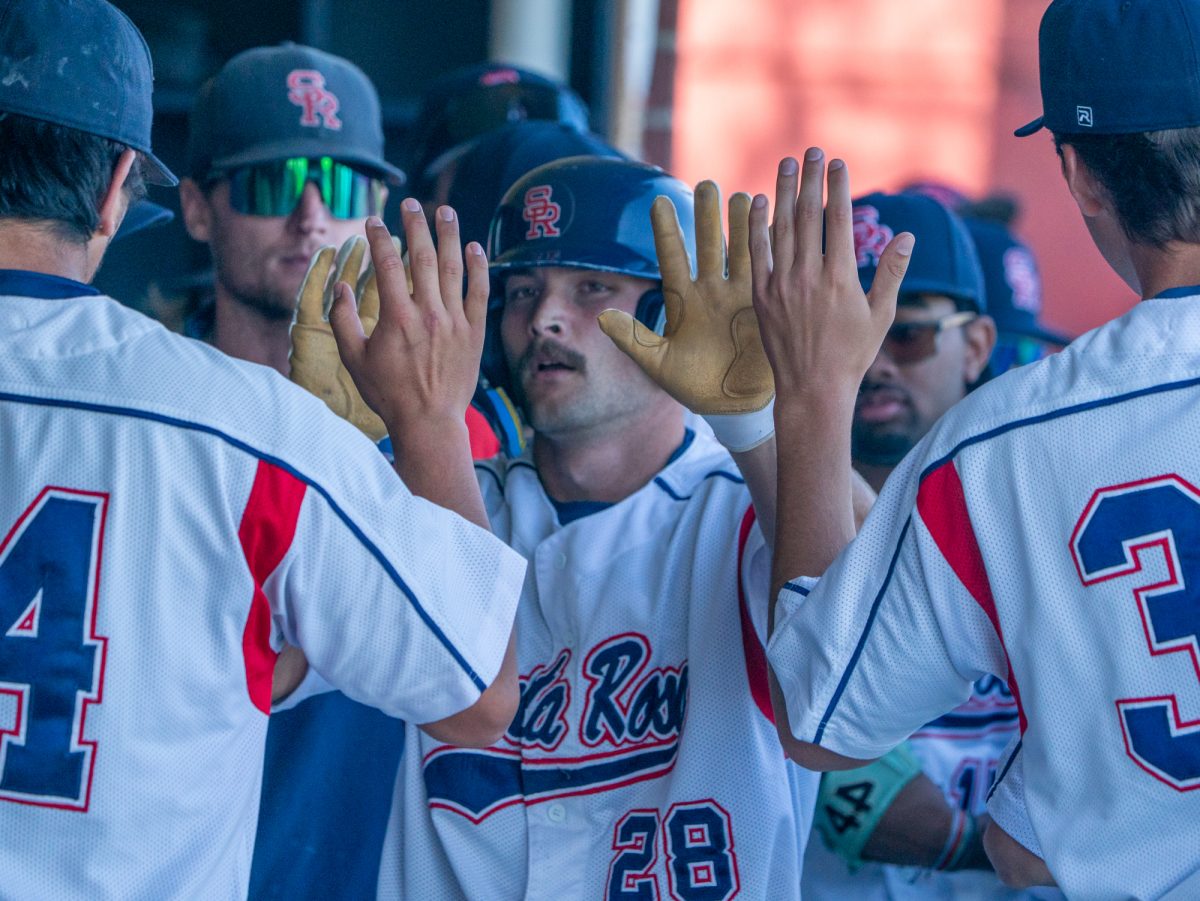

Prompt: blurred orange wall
xmin=672 ymin=0 xmax=1139 ymax=337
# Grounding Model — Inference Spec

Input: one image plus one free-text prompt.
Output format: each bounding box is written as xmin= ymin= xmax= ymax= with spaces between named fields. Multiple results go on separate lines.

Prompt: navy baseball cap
xmin=964 ymin=218 xmax=1069 ymax=345
xmin=1016 ymin=0 xmax=1200 ymax=137
xmin=405 ymin=62 xmax=590 ymax=196
xmin=447 ymin=121 xmax=623 ymax=247
xmin=114 ymin=201 xmax=174 ymax=242
xmin=0 ymin=0 xmax=176 ymax=185
xmin=853 ymin=192 xmax=986 ymax=312
xmin=188 ymin=44 xmax=404 ymax=184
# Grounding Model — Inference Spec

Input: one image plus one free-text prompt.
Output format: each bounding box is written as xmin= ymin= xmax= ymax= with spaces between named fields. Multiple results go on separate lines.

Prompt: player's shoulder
xmin=919 ymin=296 xmax=1200 ymax=471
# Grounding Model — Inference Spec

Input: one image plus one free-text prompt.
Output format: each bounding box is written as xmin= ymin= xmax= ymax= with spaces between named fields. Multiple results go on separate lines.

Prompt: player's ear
xmin=95 ymin=148 xmax=136 ymax=239
xmin=179 ymin=177 xmax=214 ymax=244
xmin=1060 ymin=145 xmax=1107 ymax=219
xmin=962 ymin=313 xmax=996 ymax=384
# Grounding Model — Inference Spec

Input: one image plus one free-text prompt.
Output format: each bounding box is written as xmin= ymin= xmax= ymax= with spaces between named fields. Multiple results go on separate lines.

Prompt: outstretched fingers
xmin=327 ymin=280 xmax=368 ymax=373
xmin=463 ymin=242 xmax=490 ymax=329
xmin=770 ymin=157 xmax=800 ymax=277
xmin=693 ymin=180 xmax=725 ymax=279
xmin=366 ymin=214 xmax=412 ymax=326
xmin=727 ymin=192 xmax=752 ymax=285
xmin=597 ymin=308 xmax=668 ymax=378
xmin=433 ymin=205 xmax=467 ymax=316
xmin=867 ymin=232 xmax=916 ymax=328
xmin=296 ymin=246 xmax=336 ymax=325
xmin=748 ymin=194 xmax=774 ymax=313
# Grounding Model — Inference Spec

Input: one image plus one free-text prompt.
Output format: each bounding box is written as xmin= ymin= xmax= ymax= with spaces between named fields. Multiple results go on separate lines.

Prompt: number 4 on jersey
xmin=1072 ymin=474 xmax=1200 ymax=791
xmin=0 ymin=488 xmax=108 ymax=810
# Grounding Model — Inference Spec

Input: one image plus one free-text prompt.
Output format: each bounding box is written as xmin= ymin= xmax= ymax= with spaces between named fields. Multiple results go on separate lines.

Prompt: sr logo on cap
xmin=854 ymin=205 xmax=894 ymax=267
xmin=287 ymin=69 xmax=342 ymax=130
xmin=523 ymin=185 xmax=562 ymax=239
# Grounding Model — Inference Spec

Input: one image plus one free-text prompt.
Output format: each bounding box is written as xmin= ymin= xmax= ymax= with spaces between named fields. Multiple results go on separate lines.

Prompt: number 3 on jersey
xmin=0 ymin=488 xmax=108 ymax=810
xmin=607 ymin=801 xmax=739 ymax=901
xmin=1072 ymin=475 xmax=1200 ymax=791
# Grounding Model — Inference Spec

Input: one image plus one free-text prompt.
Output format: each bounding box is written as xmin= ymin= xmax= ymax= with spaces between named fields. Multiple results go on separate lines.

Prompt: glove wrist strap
xmin=703 ymin=397 xmax=775 ymax=453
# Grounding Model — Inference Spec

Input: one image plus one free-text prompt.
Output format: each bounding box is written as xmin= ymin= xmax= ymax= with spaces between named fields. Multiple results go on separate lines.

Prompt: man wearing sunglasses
xmin=180 ymin=44 xmax=402 ymax=376
xmin=802 ymin=192 xmax=1053 ymax=901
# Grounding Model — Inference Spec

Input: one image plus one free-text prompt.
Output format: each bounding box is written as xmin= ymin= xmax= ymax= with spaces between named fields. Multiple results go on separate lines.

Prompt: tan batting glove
xmin=598 ymin=181 xmax=775 ymax=449
xmin=289 ymin=235 xmax=404 ymax=441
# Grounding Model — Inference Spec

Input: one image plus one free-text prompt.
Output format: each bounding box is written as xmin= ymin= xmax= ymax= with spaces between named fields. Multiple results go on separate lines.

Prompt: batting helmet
xmin=481 ymin=155 xmax=696 ymax=391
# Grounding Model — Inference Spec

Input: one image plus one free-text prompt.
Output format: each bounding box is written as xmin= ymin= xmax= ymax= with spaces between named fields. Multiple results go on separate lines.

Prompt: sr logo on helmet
xmin=523 ymin=185 xmax=562 ymax=239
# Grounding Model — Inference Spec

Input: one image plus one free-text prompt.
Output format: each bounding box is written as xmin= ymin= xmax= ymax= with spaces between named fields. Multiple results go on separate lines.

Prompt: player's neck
xmin=1131 ymin=241 xmax=1200 ymax=300
xmin=0 ymin=220 xmax=102 ymax=284
xmin=212 ymin=287 xmax=293 ymax=375
xmin=532 ymin=402 xmax=686 ymax=504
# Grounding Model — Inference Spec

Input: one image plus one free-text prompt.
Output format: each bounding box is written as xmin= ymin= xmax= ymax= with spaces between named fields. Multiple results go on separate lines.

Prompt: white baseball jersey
xmin=803 ymin=679 xmax=1059 ymax=900
xmin=0 ymin=280 xmax=524 ymax=899
xmin=380 ymin=428 xmax=819 ymax=899
xmin=769 ymin=291 xmax=1200 ymax=900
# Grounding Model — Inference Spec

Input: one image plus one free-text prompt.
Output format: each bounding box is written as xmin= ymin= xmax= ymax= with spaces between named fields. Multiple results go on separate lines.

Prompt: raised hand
xmin=290 ymin=200 xmax=490 ymax=442
xmin=597 ymin=180 xmax=774 ymax=415
xmin=748 ymin=151 xmax=914 ymax=402
xmin=290 ymin=234 xmax=399 ymax=439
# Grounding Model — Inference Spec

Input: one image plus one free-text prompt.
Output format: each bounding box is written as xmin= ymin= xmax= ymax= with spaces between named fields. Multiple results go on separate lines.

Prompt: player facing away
xmin=0 ymin=2 xmax=523 ymax=897
xmin=803 ymin=193 xmax=1060 ymax=900
xmin=757 ymin=0 xmax=1200 ymax=896
xmin=295 ymin=156 xmax=817 ymax=898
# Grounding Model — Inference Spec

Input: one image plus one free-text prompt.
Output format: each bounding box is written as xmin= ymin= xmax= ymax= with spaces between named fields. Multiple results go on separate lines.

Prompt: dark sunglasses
xmin=219 ymin=157 xmax=385 ymax=219
xmin=882 ymin=311 xmax=978 ymax=366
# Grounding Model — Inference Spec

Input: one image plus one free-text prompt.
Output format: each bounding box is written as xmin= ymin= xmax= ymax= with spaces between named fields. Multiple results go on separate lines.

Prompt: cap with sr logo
xmin=187 ymin=43 xmax=404 ymax=184
xmin=963 ymin=217 xmax=1068 ymax=345
xmin=1016 ymin=0 xmax=1200 ymax=137
xmin=0 ymin=0 xmax=176 ymax=185
xmin=853 ymin=192 xmax=986 ymax=312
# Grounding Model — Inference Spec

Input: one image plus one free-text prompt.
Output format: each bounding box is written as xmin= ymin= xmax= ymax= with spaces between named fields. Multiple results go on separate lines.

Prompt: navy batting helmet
xmin=481 ymin=156 xmax=696 ymax=391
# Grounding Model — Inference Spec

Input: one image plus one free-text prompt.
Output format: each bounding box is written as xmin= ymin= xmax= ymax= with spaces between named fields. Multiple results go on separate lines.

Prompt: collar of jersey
xmin=1150 ymin=283 xmax=1200 ymax=300
xmin=0 ymin=269 xmax=100 ymax=299
xmin=542 ymin=428 xmax=698 ymax=525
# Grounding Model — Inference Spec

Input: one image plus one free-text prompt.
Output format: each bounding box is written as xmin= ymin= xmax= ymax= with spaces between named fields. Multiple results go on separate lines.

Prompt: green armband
xmin=813 ymin=742 xmax=923 ymax=869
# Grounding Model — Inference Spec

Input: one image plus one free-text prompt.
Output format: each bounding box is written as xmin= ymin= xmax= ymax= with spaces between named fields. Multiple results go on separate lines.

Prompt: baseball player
xmin=299 ymin=156 xmax=817 ymax=898
xmin=757 ymin=1 xmax=1200 ymax=896
xmin=0 ymin=2 xmax=523 ymax=897
xmin=802 ymin=192 xmax=1050 ymax=900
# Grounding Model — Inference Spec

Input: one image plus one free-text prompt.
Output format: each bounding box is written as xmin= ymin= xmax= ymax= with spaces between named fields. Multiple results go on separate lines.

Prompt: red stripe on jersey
xmin=917 ymin=461 xmax=1027 ymax=734
xmin=737 ymin=506 xmax=774 ymax=724
xmin=465 ymin=403 xmax=501 ymax=460
xmin=238 ymin=460 xmax=307 ymax=714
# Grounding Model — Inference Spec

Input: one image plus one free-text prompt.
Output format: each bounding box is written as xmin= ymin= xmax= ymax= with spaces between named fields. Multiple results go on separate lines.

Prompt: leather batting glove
xmin=598 ymin=181 xmax=775 ymax=451
xmin=289 ymin=235 xmax=403 ymax=441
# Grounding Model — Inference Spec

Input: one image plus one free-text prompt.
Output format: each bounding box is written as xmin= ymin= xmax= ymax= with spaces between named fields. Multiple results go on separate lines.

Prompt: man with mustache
xmin=368 ymin=156 xmax=818 ymax=898
xmin=801 ymin=191 xmax=1050 ymax=900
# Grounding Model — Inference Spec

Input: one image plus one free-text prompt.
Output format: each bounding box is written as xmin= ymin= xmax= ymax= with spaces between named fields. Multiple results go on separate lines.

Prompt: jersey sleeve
xmin=766 ymin=444 xmax=1012 ymax=760
xmin=259 ymin=411 xmax=525 ymax=725
xmin=986 ymin=740 xmax=1043 ymax=857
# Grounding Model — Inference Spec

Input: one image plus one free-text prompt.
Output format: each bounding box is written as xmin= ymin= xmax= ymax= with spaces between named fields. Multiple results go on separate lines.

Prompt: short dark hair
xmin=0 ymin=111 xmax=147 ymax=244
xmin=1054 ymin=127 xmax=1200 ymax=248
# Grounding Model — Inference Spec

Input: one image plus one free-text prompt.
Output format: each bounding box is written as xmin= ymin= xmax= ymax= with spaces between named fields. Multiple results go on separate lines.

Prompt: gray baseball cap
xmin=0 ymin=0 xmax=177 ymax=185
xmin=188 ymin=44 xmax=404 ymax=185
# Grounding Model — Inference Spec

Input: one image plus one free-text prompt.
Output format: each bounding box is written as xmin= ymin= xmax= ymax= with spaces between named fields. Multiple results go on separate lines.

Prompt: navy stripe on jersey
xmin=0 ymin=390 xmax=487 ymax=691
xmin=654 ymin=470 xmax=745 ymax=502
xmin=987 ymin=738 xmax=1023 ymax=802
xmin=815 ymin=372 xmax=1200 ymax=745
xmin=782 ymin=581 xmax=810 ymax=597
xmin=814 ymin=516 xmax=913 ymax=744
xmin=921 ymin=709 xmax=1019 ymax=732
xmin=423 ymin=740 xmax=680 ymax=823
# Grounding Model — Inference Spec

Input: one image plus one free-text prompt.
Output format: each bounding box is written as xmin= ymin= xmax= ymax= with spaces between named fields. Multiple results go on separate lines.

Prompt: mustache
xmin=515 ymin=339 xmax=587 ymax=376
xmin=856 ymin=380 xmax=914 ymax=407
